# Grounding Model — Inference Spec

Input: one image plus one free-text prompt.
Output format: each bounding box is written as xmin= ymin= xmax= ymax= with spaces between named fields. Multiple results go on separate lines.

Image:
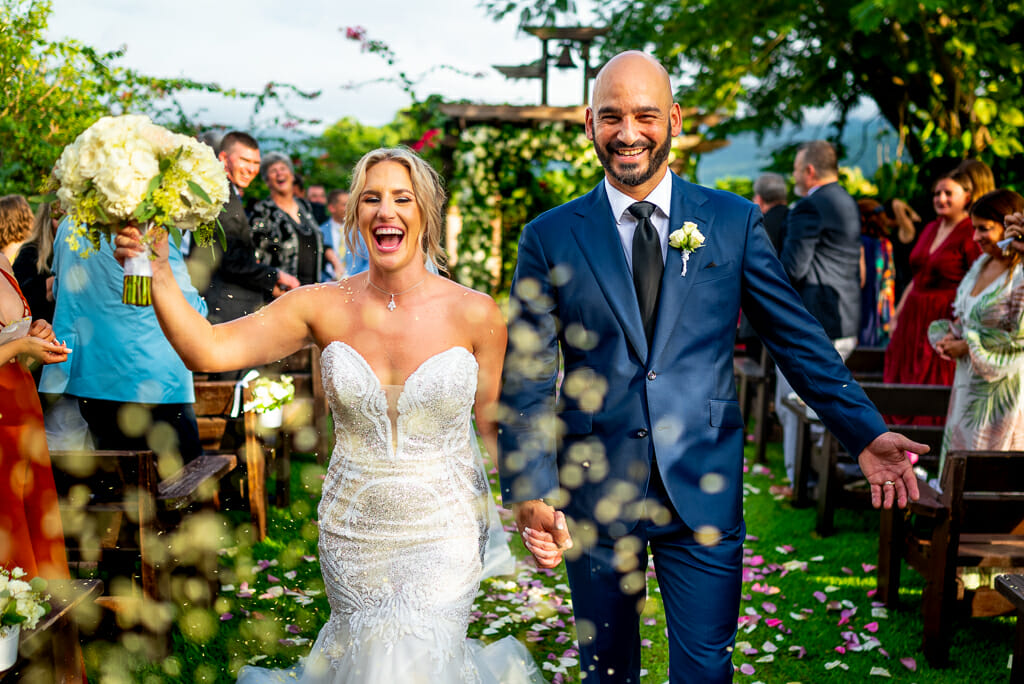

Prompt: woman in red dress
xmin=0 ymin=201 xmax=71 ymax=579
xmin=883 ymin=170 xmax=981 ymax=424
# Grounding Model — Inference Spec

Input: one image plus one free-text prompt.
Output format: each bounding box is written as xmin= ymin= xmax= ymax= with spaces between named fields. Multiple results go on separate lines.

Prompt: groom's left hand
xmin=858 ymin=431 xmax=928 ymax=510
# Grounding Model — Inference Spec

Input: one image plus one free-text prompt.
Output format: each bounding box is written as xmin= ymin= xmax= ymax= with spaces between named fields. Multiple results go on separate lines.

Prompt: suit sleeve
xmin=498 ymin=222 xmax=562 ymax=504
xmin=739 ymin=204 xmax=888 ymax=457
xmin=780 ymin=199 xmax=821 ymax=283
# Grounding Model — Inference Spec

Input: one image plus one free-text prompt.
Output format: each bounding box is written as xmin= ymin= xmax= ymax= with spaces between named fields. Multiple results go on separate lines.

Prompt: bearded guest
xmin=190 ymin=132 xmax=299 ymax=324
xmin=251 ymin=152 xmax=324 ymax=287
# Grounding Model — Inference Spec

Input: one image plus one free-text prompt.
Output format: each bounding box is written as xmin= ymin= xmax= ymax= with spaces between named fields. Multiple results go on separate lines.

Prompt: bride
xmin=114 ymin=147 xmax=550 ymax=683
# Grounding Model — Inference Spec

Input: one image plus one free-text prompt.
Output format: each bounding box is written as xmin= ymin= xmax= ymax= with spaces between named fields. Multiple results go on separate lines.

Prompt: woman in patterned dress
xmin=929 ymin=189 xmax=1024 ymax=472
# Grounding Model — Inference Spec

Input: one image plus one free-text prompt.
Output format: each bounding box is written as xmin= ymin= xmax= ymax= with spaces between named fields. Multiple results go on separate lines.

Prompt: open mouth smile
xmin=373 ymin=225 xmax=405 ymax=252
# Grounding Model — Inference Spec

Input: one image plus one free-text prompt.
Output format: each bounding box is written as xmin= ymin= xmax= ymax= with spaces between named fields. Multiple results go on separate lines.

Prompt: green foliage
xmin=0 ymin=0 xmax=320 ymax=197
xmin=713 ymin=176 xmax=753 ymax=199
xmin=488 ymin=0 xmax=1024 ymax=167
xmin=450 ymin=122 xmax=602 ymax=294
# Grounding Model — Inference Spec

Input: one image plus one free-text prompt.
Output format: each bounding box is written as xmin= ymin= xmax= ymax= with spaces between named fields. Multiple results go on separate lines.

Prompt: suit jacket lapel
xmin=570 ymin=184 xmax=649 ymax=363
xmin=650 ymin=175 xmax=714 ymax=362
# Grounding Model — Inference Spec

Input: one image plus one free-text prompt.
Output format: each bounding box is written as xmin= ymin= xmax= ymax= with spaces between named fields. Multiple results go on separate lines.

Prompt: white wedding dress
xmin=237 ymin=342 xmax=544 ymax=684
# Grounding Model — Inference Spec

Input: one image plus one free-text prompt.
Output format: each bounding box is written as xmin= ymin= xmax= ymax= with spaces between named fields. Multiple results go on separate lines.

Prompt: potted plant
xmin=244 ymin=374 xmax=296 ymax=431
xmin=0 ymin=567 xmax=50 ymax=671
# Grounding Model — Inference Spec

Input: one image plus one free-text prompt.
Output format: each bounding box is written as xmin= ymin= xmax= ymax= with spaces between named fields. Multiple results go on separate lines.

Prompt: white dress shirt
xmin=604 ymin=169 xmax=674 ymax=274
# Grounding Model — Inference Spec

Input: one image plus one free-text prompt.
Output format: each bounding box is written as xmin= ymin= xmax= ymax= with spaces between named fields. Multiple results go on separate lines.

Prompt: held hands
xmin=858 ymin=431 xmax=928 ymax=509
xmin=512 ymin=499 xmax=573 ymax=569
xmin=18 ymin=320 xmax=69 ymax=365
xmin=934 ymin=333 xmax=968 ymax=361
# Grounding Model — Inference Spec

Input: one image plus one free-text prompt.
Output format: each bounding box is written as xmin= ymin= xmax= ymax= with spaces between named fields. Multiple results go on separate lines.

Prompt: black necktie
xmin=629 ymin=201 xmax=663 ymax=346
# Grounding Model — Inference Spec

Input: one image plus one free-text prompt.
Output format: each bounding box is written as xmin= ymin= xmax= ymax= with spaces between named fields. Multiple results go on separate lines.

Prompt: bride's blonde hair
xmin=345 ymin=147 xmax=448 ymax=274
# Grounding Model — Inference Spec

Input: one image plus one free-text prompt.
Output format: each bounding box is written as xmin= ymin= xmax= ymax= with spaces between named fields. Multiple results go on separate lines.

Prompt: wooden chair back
xmin=877 ymin=449 xmax=1024 ymax=666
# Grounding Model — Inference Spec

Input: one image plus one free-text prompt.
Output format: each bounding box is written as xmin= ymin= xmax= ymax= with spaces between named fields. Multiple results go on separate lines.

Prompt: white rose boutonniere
xmin=668 ymin=221 xmax=706 ymax=276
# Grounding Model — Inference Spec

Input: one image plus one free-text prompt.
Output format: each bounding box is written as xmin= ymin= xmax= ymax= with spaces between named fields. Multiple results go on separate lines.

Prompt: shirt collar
xmin=604 ymin=169 xmax=673 ymax=223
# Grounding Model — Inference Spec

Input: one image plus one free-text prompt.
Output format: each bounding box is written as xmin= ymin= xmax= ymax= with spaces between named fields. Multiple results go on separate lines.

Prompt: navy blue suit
xmin=499 ymin=174 xmax=888 ymax=682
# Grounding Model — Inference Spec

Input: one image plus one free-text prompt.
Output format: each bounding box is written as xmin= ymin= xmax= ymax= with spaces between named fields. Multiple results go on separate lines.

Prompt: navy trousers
xmin=565 ymin=461 xmax=744 ymax=683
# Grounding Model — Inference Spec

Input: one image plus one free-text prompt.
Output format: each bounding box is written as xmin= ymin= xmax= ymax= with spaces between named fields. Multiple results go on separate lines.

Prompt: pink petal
xmin=835 ymin=646 xmax=846 ymax=654
xmin=867 ymin=589 xmax=877 ymax=598
xmin=813 ymin=591 xmax=827 ymax=603
xmin=900 ymin=657 xmax=917 ymax=671
xmin=762 ymin=602 xmax=777 ymax=614
xmin=219 ymin=612 xmax=233 ymax=621
xmin=862 ymin=563 xmax=877 ymax=573
xmin=865 ymin=621 xmax=879 ymax=632
xmin=267 ymin=574 xmax=280 ymax=583
xmin=739 ymin=663 xmax=755 ymax=675
xmin=765 ymin=618 xmax=783 ymax=628
xmin=286 ymin=624 xmax=300 ymax=634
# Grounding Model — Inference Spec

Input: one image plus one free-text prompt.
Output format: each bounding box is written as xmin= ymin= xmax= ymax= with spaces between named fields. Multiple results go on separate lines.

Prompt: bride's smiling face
xmin=358 ymin=161 xmax=424 ymax=269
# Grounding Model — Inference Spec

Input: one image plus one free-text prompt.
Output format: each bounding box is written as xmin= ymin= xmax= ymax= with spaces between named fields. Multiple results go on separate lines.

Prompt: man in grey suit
xmin=776 ymin=140 xmax=862 ymax=489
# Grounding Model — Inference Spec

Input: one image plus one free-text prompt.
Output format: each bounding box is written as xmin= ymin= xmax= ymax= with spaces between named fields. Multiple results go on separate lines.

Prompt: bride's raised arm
xmin=114 ymin=226 xmax=315 ymax=372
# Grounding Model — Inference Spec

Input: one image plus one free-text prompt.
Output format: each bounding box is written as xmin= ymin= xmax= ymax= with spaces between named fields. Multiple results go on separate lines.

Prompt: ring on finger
xmin=883 ymin=480 xmax=896 ymax=487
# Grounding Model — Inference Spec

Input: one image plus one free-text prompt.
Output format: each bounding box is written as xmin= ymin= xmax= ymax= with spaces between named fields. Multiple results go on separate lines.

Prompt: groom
xmin=498 ymin=51 xmax=926 ymax=683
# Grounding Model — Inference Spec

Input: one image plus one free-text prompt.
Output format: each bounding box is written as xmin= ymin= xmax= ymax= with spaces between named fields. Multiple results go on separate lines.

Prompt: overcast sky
xmin=46 ymin=0 xmax=606 ymax=134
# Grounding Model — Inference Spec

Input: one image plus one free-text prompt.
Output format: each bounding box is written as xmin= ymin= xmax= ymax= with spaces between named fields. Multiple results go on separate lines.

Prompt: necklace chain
xmin=367 ymin=276 xmax=427 ymax=311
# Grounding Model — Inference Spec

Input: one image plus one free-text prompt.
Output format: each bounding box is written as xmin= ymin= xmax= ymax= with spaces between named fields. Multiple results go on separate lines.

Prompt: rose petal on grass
xmin=739 ymin=663 xmax=755 ymax=675
xmin=219 ymin=612 xmax=233 ymax=621
xmin=789 ymin=645 xmax=806 ymax=659
xmin=865 ymin=621 xmax=879 ymax=632
xmin=899 ymin=657 xmax=917 ymax=671
xmin=813 ymin=591 xmax=827 ymax=603
xmin=761 ymin=602 xmax=777 ymax=614
xmin=862 ymin=563 xmax=877 ymax=573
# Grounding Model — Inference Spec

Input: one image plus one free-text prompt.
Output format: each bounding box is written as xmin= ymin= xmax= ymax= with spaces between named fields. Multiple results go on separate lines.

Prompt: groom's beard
xmin=595 ymin=122 xmax=672 ymax=188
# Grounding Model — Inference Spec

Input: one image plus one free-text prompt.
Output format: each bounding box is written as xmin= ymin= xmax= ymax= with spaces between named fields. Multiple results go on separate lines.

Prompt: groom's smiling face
xmin=586 ymin=52 xmax=682 ymax=200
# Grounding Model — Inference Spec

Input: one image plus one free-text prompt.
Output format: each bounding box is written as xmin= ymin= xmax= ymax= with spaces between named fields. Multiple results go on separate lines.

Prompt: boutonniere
xmin=668 ymin=221 xmax=706 ymax=276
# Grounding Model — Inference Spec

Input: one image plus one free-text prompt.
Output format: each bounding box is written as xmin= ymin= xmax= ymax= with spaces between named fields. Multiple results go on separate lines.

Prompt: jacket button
xmin=647 ymin=370 xmax=656 ymax=381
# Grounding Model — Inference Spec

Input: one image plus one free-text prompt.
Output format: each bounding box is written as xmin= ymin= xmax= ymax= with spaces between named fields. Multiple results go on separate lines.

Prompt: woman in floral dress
xmin=929 ymin=189 xmax=1024 ymax=473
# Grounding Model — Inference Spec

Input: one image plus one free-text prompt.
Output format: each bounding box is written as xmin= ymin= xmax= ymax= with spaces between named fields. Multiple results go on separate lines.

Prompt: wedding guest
xmin=307 ymin=183 xmax=329 ymax=224
xmin=39 ymin=218 xmax=206 ymax=463
xmin=13 ymin=201 xmax=60 ymax=327
xmin=883 ymin=169 xmax=981 ymax=424
xmin=955 ymin=158 xmax=995 ymax=200
xmin=113 ymin=146 xmax=546 ymax=683
xmin=0 ymin=232 xmax=71 ymax=580
xmin=0 ymin=195 xmax=33 ymax=263
xmin=251 ymin=152 xmax=324 ymax=286
xmin=752 ymin=172 xmax=789 ymax=254
xmin=190 ymin=132 xmax=299 ymax=323
xmin=929 ymin=189 xmax=1024 ymax=472
xmin=857 ymin=199 xmax=897 ymax=347
xmin=320 ymin=189 xmax=348 ymax=281
xmin=888 ymin=197 xmax=923 ymax=300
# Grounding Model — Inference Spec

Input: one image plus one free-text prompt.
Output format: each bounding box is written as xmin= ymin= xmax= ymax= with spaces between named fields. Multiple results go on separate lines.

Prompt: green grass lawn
xmin=84 ymin=441 xmax=1015 ymax=683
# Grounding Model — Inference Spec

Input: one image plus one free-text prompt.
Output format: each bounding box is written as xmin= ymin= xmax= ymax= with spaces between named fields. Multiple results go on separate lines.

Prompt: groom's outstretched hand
xmin=858 ymin=431 xmax=928 ymax=510
xmin=512 ymin=499 xmax=573 ymax=569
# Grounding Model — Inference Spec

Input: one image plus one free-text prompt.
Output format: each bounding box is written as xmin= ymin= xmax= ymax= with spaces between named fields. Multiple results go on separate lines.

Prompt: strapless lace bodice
xmin=238 ymin=342 xmax=541 ymax=684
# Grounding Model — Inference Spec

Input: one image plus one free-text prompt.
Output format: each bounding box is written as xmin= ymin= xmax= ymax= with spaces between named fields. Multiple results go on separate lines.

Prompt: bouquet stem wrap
xmin=122 ymin=223 xmax=155 ymax=306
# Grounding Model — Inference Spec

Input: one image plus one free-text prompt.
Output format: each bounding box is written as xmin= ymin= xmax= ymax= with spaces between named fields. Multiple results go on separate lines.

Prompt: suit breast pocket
xmin=690 ymin=260 xmax=736 ymax=287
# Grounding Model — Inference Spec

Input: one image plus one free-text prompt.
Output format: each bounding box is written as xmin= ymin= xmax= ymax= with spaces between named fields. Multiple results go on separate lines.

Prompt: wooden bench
xmin=193 ymin=380 xmax=269 ymax=540
xmin=844 ymin=345 xmax=886 ymax=382
xmin=808 ymin=382 xmax=949 ymax=535
xmin=734 ymin=345 xmax=772 ymax=464
xmin=877 ymin=450 xmax=1024 ymax=667
xmin=996 ymin=573 xmax=1024 ymax=681
xmin=50 ymin=449 xmax=234 ymax=612
xmin=0 ymin=578 xmax=102 ymax=683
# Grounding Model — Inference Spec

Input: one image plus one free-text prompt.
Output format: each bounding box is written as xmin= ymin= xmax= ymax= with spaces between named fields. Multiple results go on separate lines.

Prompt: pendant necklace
xmin=367 ymin=276 xmax=427 ymax=311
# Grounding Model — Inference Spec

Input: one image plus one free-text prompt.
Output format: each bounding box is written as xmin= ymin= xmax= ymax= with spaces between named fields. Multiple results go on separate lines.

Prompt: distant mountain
xmin=695 ymin=116 xmax=905 ymax=185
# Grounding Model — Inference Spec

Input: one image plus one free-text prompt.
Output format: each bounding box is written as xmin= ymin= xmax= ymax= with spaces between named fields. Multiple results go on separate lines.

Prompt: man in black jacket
xmin=191 ymin=131 xmax=299 ymax=323
xmin=776 ymin=140 xmax=862 ymax=490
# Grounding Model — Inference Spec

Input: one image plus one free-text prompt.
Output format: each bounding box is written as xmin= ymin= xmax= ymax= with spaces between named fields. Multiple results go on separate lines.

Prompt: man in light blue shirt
xmin=41 ymin=218 xmax=208 ymax=462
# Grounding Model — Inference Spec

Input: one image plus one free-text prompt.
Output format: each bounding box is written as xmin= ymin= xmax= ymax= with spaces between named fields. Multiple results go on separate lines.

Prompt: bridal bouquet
xmin=0 ymin=567 xmax=50 ymax=632
xmin=53 ymin=114 xmax=229 ymax=305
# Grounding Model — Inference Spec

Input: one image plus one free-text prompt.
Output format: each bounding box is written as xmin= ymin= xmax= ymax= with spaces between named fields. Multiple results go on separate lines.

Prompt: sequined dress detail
xmin=237 ymin=342 xmax=542 ymax=684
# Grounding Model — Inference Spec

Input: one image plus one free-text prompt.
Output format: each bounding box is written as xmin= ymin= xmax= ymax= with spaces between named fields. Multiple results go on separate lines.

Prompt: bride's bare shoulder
xmin=436 ymin=278 xmax=504 ymax=331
